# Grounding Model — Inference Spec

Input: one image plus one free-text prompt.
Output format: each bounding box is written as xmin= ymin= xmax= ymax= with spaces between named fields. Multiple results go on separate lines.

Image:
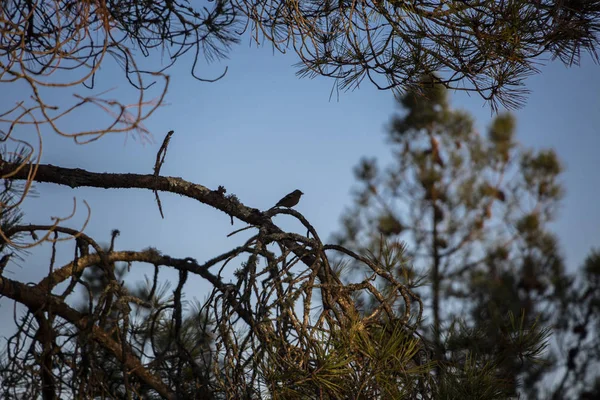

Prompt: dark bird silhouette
xmin=271 ymin=189 xmax=304 ymax=209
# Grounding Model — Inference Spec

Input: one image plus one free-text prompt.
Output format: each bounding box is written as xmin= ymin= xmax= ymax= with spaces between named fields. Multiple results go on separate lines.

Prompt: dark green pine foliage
xmin=547 ymin=248 xmax=600 ymax=399
xmin=334 ymin=74 xmax=567 ymax=398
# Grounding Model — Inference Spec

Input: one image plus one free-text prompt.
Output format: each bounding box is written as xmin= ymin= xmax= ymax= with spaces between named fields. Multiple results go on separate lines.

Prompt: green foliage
xmin=583 ymin=248 xmax=600 ymax=280
xmin=543 ymin=247 xmax=600 ymax=399
xmin=256 ymin=319 xmax=435 ymax=399
xmin=334 ymin=77 xmax=570 ymax=397
xmin=439 ymin=311 xmax=551 ymax=400
xmin=520 ymin=150 xmax=564 ymax=202
xmin=0 ymin=146 xmax=34 ymax=269
xmin=378 ymin=213 xmax=405 ymax=237
xmin=488 ymin=113 xmax=516 ymax=162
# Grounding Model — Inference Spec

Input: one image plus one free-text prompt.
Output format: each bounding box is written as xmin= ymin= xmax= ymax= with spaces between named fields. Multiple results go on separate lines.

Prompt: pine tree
xmin=334 ymin=74 xmax=567 ymax=397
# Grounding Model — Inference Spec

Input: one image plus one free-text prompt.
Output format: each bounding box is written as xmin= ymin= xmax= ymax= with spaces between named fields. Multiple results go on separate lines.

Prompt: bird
xmin=271 ymin=189 xmax=304 ymax=209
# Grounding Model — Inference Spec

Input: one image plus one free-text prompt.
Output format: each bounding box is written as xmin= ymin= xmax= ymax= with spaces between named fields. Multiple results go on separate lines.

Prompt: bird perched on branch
xmin=271 ymin=189 xmax=303 ymax=209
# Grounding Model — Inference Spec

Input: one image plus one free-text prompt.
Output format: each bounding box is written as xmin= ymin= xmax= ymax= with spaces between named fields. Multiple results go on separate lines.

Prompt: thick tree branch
xmin=1 ymin=162 xmax=356 ymax=316
xmin=0 ymin=162 xmax=255 ymax=220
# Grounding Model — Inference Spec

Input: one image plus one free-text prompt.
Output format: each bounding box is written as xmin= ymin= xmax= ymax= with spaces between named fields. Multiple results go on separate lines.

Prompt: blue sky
xmin=1 ymin=39 xmax=599 ymax=333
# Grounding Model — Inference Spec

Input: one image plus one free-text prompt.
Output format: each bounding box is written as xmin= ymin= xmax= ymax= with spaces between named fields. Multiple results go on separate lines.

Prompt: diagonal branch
xmin=1 ymin=162 xmax=357 ymax=316
xmin=0 ymin=162 xmax=273 ymax=229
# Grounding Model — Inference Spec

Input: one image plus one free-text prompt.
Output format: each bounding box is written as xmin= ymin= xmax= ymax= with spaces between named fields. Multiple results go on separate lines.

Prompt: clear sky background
xmin=1 ymin=38 xmax=599 ymax=334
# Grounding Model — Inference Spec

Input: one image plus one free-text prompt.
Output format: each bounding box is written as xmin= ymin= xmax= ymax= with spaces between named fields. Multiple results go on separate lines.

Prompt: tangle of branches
xmin=0 ymin=161 xmax=430 ymax=399
xmin=1 ymin=1 xmax=597 ymax=398
xmin=1 ymin=0 xmax=599 ymax=147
